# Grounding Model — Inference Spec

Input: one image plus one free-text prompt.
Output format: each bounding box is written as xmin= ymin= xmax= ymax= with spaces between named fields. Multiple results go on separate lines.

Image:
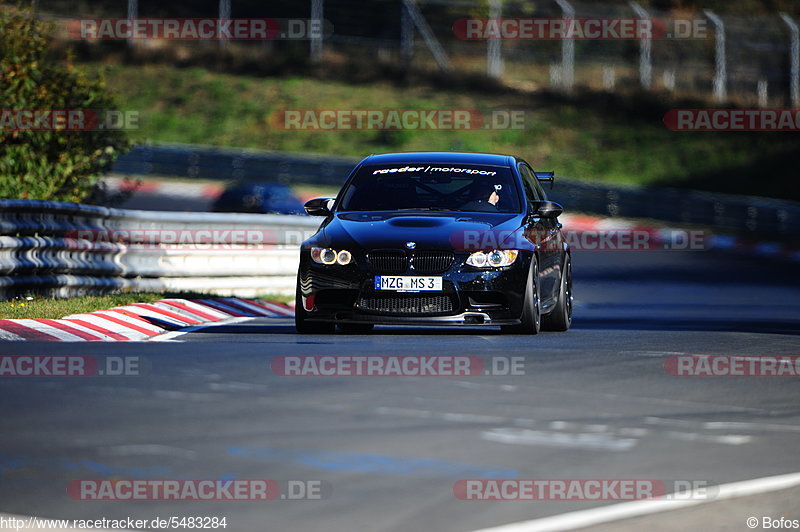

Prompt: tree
xmin=0 ymin=5 xmax=129 ymax=203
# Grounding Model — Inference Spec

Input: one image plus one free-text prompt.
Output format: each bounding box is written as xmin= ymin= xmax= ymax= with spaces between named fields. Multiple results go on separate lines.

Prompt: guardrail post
xmin=554 ymin=0 xmax=575 ymax=92
xmin=630 ymin=2 xmax=652 ymax=89
xmin=780 ymin=13 xmax=799 ymax=108
xmin=487 ymin=0 xmax=503 ymax=79
xmin=704 ymin=10 xmax=727 ymax=103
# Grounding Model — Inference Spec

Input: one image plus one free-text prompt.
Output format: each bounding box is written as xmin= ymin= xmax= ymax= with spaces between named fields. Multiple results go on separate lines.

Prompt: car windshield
xmin=338 ymin=163 xmax=522 ymax=213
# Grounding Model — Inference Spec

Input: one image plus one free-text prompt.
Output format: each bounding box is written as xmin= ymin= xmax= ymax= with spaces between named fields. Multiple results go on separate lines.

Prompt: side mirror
xmin=534 ymin=171 xmax=555 ymax=190
xmin=530 ymin=200 xmax=563 ymax=219
xmin=304 ymin=197 xmax=335 ymax=217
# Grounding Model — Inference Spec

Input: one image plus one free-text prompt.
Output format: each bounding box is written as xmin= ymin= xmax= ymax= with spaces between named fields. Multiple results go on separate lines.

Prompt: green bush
xmin=0 ymin=5 xmax=129 ymax=203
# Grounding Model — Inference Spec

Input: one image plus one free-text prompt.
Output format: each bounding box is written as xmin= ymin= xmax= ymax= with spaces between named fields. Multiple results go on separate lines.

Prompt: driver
xmin=462 ymin=183 xmax=502 ymax=211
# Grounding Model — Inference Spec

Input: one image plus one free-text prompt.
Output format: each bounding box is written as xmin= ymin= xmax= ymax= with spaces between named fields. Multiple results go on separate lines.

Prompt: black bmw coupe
xmin=296 ymin=152 xmax=572 ymax=334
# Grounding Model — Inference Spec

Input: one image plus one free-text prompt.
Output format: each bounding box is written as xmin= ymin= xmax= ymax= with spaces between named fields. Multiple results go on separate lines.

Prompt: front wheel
xmin=295 ymin=280 xmax=335 ymax=334
xmin=541 ymin=254 xmax=573 ymax=332
xmin=501 ymin=256 xmax=541 ymax=334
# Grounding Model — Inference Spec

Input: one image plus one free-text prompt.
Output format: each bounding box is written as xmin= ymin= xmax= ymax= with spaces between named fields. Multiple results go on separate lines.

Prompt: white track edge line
xmin=471 ymin=471 xmax=800 ymax=532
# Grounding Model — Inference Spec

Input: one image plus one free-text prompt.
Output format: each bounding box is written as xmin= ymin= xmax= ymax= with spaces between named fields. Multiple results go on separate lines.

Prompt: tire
xmin=338 ymin=323 xmax=375 ymax=334
xmin=295 ymin=279 xmax=335 ymax=334
xmin=541 ymin=253 xmax=573 ymax=332
xmin=501 ymin=256 xmax=541 ymax=334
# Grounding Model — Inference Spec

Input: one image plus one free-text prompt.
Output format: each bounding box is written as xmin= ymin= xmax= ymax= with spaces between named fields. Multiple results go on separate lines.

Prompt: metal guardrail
xmin=0 ymin=200 xmax=321 ymax=299
xmin=115 ymin=143 xmax=800 ymax=239
xmin=546 ymin=182 xmax=800 ymax=238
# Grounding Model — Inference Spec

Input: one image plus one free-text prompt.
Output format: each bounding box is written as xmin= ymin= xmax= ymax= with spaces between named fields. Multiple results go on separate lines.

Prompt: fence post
xmin=402 ymin=0 xmax=452 ymax=72
xmin=127 ymin=0 xmax=138 ymax=49
xmin=311 ymin=0 xmax=323 ymax=61
xmin=487 ymin=0 xmax=503 ymax=79
xmin=219 ymin=0 xmax=231 ymax=50
xmin=780 ymin=13 xmax=799 ymax=108
xmin=630 ymin=2 xmax=652 ymax=89
xmin=554 ymin=0 xmax=574 ymax=92
xmin=758 ymin=79 xmax=768 ymax=107
xmin=704 ymin=10 xmax=727 ymax=103
xmin=401 ymin=2 xmax=414 ymax=65
xmin=663 ymin=70 xmax=675 ymax=91
xmin=602 ymin=66 xmax=616 ymax=90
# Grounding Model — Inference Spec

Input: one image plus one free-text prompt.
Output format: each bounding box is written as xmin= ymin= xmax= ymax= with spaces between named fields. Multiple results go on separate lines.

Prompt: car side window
xmin=531 ymin=170 xmax=548 ymax=201
xmin=518 ymin=164 xmax=542 ymax=202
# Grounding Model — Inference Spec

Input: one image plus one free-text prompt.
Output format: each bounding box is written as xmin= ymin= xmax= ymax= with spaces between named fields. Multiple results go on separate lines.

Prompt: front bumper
xmin=298 ymin=253 xmax=531 ymax=326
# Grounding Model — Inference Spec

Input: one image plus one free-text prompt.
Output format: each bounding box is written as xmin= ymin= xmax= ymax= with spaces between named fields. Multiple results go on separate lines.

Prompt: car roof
xmin=360 ymin=152 xmax=516 ymax=167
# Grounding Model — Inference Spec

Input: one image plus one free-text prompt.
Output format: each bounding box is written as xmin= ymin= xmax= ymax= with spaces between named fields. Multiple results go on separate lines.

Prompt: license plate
xmin=374 ymin=276 xmax=442 ymax=292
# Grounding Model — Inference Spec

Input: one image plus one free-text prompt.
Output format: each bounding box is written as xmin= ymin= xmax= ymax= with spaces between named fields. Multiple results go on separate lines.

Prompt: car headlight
xmin=311 ymin=247 xmax=352 ymax=266
xmin=466 ymin=249 xmax=519 ymax=268
xmin=337 ymin=250 xmax=352 ymax=265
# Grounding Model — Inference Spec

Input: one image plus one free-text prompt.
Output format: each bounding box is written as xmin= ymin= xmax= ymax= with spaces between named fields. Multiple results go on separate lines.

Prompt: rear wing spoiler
xmin=534 ymin=171 xmax=555 ymax=189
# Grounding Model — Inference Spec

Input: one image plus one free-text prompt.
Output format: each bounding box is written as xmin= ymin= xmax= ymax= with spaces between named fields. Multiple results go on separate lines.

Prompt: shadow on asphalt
xmin=188 ymin=318 xmax=800 ymax=337
xmin=187 ymin=323 xmax=507 ymax=336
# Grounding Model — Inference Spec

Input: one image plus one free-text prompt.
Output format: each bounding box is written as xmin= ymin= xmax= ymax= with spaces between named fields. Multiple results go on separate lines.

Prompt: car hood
xmin=320 ymin=211 xmax=523 ymax=250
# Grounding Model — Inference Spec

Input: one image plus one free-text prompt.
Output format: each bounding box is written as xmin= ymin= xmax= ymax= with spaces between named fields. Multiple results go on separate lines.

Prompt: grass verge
xmin=93 ymin=63 xmax=800 ymax=201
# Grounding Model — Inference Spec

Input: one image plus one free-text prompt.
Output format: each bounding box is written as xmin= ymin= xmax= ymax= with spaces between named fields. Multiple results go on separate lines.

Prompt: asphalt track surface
xmin=1 ymin=248 xmax=799 ymax=532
